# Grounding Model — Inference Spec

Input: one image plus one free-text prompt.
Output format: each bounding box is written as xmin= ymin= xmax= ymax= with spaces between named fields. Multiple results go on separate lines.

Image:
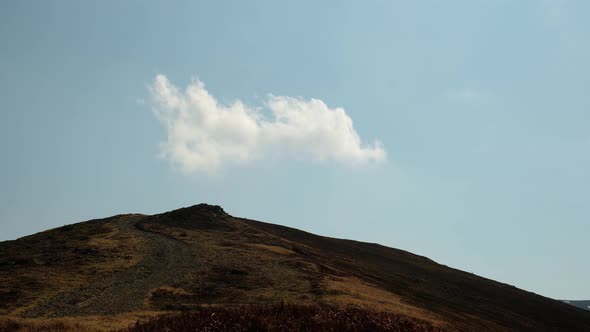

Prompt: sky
xmin=1 ymin=1 xmax=589 ymax=300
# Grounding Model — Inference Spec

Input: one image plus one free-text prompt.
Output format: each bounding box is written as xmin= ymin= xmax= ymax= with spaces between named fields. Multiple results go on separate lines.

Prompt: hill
xmin=1 ymin=204 xmax=590 ymax=331
xmin=565 ymin=301 xmax=590 ymax=311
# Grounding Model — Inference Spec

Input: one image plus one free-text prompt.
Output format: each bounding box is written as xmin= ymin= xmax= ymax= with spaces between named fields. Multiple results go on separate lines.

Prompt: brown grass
xmin=248 ymin=243 xmax=295 ymax=255
xmin=0 ymin=215 xmax=148 ymax=316
xmin=0 ymin=311 xmax=162 ymax=332
xmin=321 ymin=276 xmax=445 ymax=327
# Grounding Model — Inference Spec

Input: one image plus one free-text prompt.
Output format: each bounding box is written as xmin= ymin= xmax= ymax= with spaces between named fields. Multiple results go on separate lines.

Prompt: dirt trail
xmin=23 ymin=218 xmax=193 ymax=317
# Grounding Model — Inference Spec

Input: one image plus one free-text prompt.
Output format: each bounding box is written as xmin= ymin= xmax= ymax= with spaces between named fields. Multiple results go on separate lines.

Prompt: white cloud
xmin=149 ymin=75 xmax=386 ymax=173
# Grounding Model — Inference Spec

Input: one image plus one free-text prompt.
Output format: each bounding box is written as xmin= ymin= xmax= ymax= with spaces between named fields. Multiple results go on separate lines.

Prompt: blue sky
xmin=1 ymin=1 xmax=589 ymax=300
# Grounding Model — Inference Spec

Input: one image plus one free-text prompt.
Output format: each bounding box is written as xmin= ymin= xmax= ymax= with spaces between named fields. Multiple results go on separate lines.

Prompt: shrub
xmin=121 ymin=303 xmax=447 ymax=332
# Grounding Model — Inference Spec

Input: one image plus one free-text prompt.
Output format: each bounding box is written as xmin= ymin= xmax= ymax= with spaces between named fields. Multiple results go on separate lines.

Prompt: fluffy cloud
xmin=150 ymin=75 xmax=386 ymax=173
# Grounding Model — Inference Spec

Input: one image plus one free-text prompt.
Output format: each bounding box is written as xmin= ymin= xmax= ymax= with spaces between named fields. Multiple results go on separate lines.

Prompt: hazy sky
xmin=1 ymin=1 xmax=589 ymax=300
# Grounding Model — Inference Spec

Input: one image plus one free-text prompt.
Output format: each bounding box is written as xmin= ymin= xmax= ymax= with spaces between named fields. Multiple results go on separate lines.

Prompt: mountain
xmin=1 ymin=204 xmax=590 ymax=331
xmin=565 ymin=301 xmax=590 ymax=311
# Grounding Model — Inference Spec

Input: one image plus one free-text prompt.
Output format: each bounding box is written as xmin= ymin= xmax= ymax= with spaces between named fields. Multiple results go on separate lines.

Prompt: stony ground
xmin=22 ymin=218 xmax=193 ymax=317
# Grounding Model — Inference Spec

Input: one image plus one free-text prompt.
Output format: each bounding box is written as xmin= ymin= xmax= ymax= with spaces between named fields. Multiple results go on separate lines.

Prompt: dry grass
xmin=0 ymin=311 xmax=162 ymax=332
xmin=248 ymin=243 xmax=296 ymax=255
xmin=321 ymin=276 xmax=445 ymax=327
xmin=0 ymin=215 xmax=148 ymax=316
xmin=87 ymin=222 xmax=146 ymax=271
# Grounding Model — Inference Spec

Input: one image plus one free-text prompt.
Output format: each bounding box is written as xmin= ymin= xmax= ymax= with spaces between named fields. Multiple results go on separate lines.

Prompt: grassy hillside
xmin=1 ymin=204 xmax=589 ymax=331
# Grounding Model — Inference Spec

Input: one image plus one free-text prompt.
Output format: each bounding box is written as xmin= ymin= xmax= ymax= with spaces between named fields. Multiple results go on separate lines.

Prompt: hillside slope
xmin=565 ymin=301 xmax=590 ymax=311
xmin=1 ymin=204 xmax=589 ymax=331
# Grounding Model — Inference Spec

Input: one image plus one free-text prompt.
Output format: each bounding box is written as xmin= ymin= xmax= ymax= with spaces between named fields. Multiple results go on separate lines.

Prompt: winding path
xmin=23 ymin=218 xmax=193 ymax=317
